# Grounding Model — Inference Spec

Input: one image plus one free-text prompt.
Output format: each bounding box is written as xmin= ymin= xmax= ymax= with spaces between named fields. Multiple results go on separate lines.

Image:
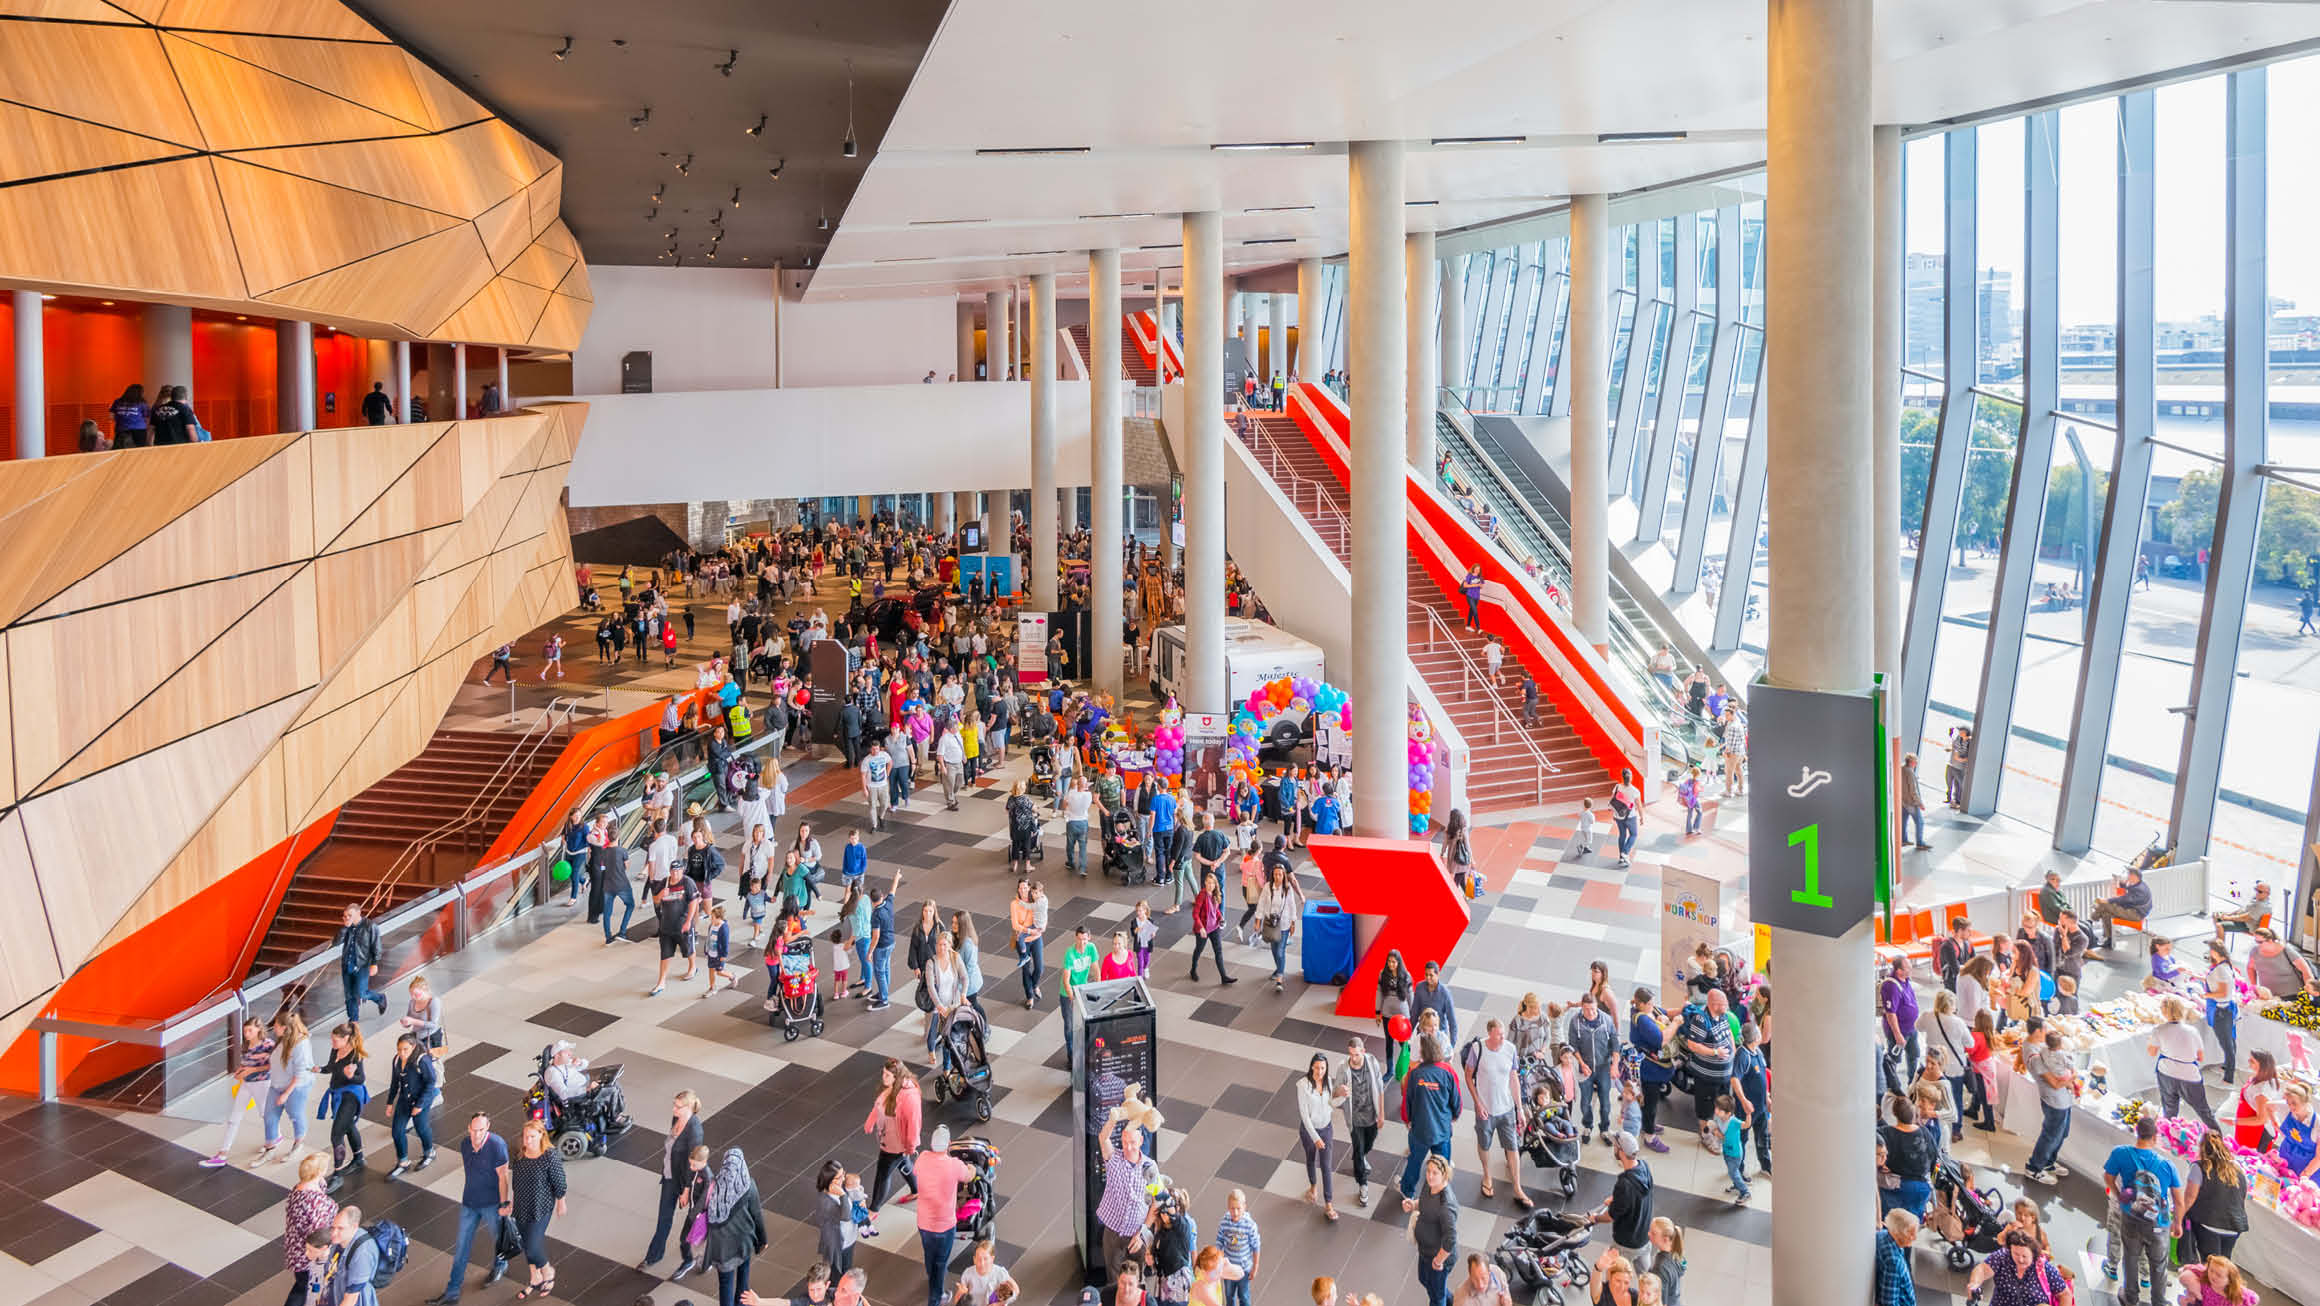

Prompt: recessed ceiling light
xmin=1405 ymin=199 xmax=1439 ymax=207
xmin=1430 ymin=135 xmax=1525 ymax=147
xmin=100 ymin=300 xmax=114 ymax=306
xmin=1597 ymin=130 xmax=1688 ymax=143
xmin=977 ymin=146 xmax=1092 ymax=156
xmin=1211 ymin=142 xmax=1315 ymax=152
xmin=1243 ymin=237 xmax=1295 ymax=245
xmin=876 ymin=256 xmax=937 ymax=263
xmin=910 ymin=218 xmax=991 ymax=226
xmin=1243 ymin=205 xmax=1313 ymax=214
xmin=1081 ymin=212 xmax=1156 ymax=220
xmin=1009 ymin=250 xmax=1066 ymax=257
xmin=40 ymin=293 xmax=56 ymax=300
xmin=1139 ymin=242 xmax=1180 ymax=250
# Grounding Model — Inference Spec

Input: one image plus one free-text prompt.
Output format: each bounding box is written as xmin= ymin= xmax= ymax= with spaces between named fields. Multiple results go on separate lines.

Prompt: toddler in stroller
xmin=1101 ymin=807 xmax=1147 ymax=884
xmin=1521 ymin=1087 xmax=1582 ymax=1201
xmin=1493 ymin=1209 xmax=1593 ymax=1306
xmin=1028 ymin=743 xmax=1058 ymax=801
xmin=1926 ymin=1155 xmax=2007 ymax=1271
xmin=770 ymin=933 xmax=825 ymax=1041
xmin=945 ymin=1132 xmax=1004 ymax=1244
xmin=930 ymin=1004 xmax=994 ymax=1121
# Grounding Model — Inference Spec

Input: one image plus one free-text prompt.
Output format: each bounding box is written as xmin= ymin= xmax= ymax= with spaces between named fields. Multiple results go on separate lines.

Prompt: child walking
xmin=703 ymin=905 xmax=735 ymax=996
xmin=1715 ymin=1096 xmax=1750 ymax=1206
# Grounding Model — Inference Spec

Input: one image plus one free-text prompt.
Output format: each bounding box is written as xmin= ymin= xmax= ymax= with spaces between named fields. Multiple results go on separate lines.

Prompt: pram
xmin=928 ymin=1005 xmax=994 ymax=1121
xmin=1101 ymin=807 xmax=1148 ymax=885
xmin=771 ymin=935 xmax=824 ymax=1041
xmin=1027 ymin=743 xmax=1058 ymax=801
xmin=521 ymin=1047 xmax=632 ymax=1160
xmin=946 ymin=1135 xmax=1002 ymax=1243
xmin=1520 ymin=1097 xmax=1581 ymax=1201
xmin=1926 ymin=1155 xmax=2007 ymax=1271
xmin=1493 ymin=1209 xmax=1593 ymax=1306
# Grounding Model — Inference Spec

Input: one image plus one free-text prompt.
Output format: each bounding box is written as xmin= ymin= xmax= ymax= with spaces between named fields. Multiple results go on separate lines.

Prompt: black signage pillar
xmin=1069 ymin=977 xmax=1158 ymax=1285
xmin=808 ymin=640 xmax=848 ymax=743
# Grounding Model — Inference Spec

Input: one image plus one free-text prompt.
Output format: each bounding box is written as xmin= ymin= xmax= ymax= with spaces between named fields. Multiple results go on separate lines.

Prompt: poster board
xmin=1660 ymin=863 xmax=1732 ymax=1002
xmin=1017 ymin=610 xmax=1049 ymax=684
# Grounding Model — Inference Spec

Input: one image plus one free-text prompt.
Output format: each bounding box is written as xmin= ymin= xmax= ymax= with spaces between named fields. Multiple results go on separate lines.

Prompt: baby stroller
xmin=1101 ymin=807 xmax=1148 ymax=885
xmin=929 ymin=1005 xmax=994 ymax=1121
xmin=946 ymin=1135 xmax=1002 ymax=1243
xmin=1927 ymin=1156 xmax=2007 ymax=1271
xmin=1493 ymin=1209 xmax=1593 ymax=1306
xmin=1027 ymin=743 xmax=1058 ymax=801
xmin=1521 ymin=1098 xmax=1581 ymax=1201
xmin=522 ymin=1048 xmax=632 ymax=1160
xmin=771 ymin=934 xmax=825 ymax=1041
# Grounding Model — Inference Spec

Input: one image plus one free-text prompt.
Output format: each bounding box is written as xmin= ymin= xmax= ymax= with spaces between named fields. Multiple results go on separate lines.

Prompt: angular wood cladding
xmin=0 ymin=0 xmax=592 ymax=351
xmin=0 ymin=404 xmax=586 ymax=1047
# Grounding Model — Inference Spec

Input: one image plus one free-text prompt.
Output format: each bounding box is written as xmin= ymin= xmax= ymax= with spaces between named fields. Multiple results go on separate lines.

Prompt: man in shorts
xmin=1463 ymin=1019 xmax=1532 ymax=1208
xmin=648 ymin=874 xmax=699 ymax=997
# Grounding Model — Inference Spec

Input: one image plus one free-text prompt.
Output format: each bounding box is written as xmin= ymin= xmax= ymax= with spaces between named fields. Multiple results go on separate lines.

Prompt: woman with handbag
xmin=509 ymin=1119 xmax=567 ymax=1300
xmin=1627 ymin=988 xmax=1676 ymax=1154
xmin=703 ymin=1147 xmax=768 ymax=1306
xmin=1375 ymin=950 xmax=1414 ymax=1069
xmin=860 ymin=1058 xmax=921 ymax=1235
xmin=1257 ymin=851 xmax=1304 ymax=993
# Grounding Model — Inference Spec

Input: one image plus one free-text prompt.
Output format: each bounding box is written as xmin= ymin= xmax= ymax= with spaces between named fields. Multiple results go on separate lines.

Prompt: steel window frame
xmin=1897 ymin=127 xmax=1981 ymax=753
xmin=1712 ymin=351 xmax=1770 ymax=653
xmin=2168 ymin=69 xmax=2269 ymax=859
xmin=1608 ymin=220 xmax=1663 ymax=488
xmin=1674 ymin=206 xmax=1745 ymax=593
xmin=2054 ymin=90 xmax=2158 ymax=853
xmin=1522 ymin=262 xmax=1566 ymax=415
xmin=1636 ymin=214 xmax=1701 ymax=541
xmin=1965 ymin=111 xmax=2063 ymax=816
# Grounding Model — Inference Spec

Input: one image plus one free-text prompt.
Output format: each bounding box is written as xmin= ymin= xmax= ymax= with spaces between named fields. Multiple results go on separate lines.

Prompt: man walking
xmin=1332 ymin=1035 xmax=1386 ymax=1206
xmin=1464 ymin=1019 xmax=1530 ymax=1208
xmin=361 ymin=381 xmax=394 ymax=425
xmin=337 ymin=903 xmax=388 ymax=1024
xmin=1565 ymin=993 xmax=1620 ymax=1144
xmin=1398 ymin=1034 xmax=1464 ymax=1207
xmin=862 ymin=740 xmax=892 ymax=831
xmin=424 ymin=1113 xmax=510 ymax=1304
xmin=935 ymin=722 xmax=965 ymax=811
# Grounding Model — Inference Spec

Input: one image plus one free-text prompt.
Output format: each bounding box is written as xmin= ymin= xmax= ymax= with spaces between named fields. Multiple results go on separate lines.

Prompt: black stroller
xmin=1028 ymin=743 xmax=1058 ymax=801
xmin=929 ymin=1006 xmax=994 ymax=1122
xmin=1494 ymin=1209 xmax=1593 ymax=1305
xmin=521 ymin=1047 xmax=633 ymax=1160
xmin=1927 ymin=1156 xmax=2007 ymax=1271
xmin=1101 ymin=807 xmax=1148 ymax=884
xmin=946 ymin=1135 xmax=1002 ymax=1242
xmin=1521 ymin=1094 xmax=1581 ymax=1200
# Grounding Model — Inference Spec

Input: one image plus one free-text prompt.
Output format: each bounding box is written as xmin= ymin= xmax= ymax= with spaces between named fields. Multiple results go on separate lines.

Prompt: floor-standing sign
xmin=1661 ymin=863 xmax=1733 ymax=1000
xmin=1069 ymin=977 xmax=1157 ymax=1285
xmin=1747 ymin=681 xmax=1883 ymax=938
xmin=1018 ymin=610 xmax=1049 ymax=684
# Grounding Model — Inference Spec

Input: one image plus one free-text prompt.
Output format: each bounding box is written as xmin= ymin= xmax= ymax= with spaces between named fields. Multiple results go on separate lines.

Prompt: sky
xmin=1903 ymin=53 xmax=2317 ymax=330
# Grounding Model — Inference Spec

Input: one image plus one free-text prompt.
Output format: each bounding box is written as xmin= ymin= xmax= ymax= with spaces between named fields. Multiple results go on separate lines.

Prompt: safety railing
xmin=1131 ymin=387 xmax=1163 ymax=419
xmin=26 ymin=720 xmax=776 ymax=1108
xmin=1234 ymin=414 xmax=1353 ymax=559
xmin=1414 ymin=605 xmax=1560 ymax=805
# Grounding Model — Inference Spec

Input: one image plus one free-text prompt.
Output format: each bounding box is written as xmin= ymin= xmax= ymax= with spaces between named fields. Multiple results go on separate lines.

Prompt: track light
xmin=553 ymin=35 xmax=572 ymax=60
xmin=630 ymin=106 xmax=650 ymax=131
xmin=665 ymin=228 xmax=677 ymax=240
xmin=675 ymin=153 xmax=692 ymax=176
xmin=651 ymin=182 xmax=664 ymax=203
xmin=842 ymin=59 xmax=858 ymax=158
xmin=717 ymin=49 xmax=738 ymax=77
xmin=768 ymin=158 xmax=785 ymax=180
xmin=747 ymin=114 xmax=766 ymax=137
xmin=818 ymin=212 xmax=830 ymax=231
xmin=804 ymin=253 xmax=814 ymax=268
xmin=731 ymin=186 xmax=742 ymax=208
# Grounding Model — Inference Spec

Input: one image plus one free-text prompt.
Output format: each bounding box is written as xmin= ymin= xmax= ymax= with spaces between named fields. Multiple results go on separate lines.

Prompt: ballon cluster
xmin=1152 ymin=701 xmax=1186 ymax=778
xmin=1224 ymin=675 xmax=1352 ymax=787
xmin=1407 ymin=710 xmax=1437 ymax=833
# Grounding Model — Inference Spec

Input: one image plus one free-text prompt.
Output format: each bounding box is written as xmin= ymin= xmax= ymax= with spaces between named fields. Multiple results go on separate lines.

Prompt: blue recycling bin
xmin=1300 ymin=900 xmax=1355 ymax=985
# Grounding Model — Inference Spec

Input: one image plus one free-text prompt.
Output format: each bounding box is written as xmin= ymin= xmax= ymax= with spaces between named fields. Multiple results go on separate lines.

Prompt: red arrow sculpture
xmin=1307 ymin=834 xmax=1472 ymax=1019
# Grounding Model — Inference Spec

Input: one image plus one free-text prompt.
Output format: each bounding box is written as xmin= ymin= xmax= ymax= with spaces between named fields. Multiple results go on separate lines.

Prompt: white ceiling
xmin=807 ymin=0 xmax=2320 ymax=299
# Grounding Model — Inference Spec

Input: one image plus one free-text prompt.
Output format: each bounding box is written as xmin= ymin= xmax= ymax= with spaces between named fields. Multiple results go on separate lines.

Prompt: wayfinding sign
xmin=1747 ymin=681 xmax=1880 ymax=938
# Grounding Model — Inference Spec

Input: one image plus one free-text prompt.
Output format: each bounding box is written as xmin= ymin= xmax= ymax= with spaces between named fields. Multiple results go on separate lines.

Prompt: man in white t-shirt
xmin=645 ymin=820 xmax=681 ymax=892
xmin=1464 ymin=1018 xmax=1530 ymax=1206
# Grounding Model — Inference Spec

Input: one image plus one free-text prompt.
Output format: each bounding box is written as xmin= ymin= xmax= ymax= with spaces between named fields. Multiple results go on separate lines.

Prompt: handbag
xmin=495 ymin=1213 xmax=524 ymax=1261
xmin=914 ymin=979 xmax=935 ymax=1013
xmin=685 ymin=1210 xmax=708 ymax=1247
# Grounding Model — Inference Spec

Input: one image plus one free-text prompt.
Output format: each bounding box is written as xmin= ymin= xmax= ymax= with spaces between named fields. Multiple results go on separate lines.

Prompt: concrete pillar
xmin=1029 ymin=272 xmax=1060 ymax=609
xmin=277 ymin=319 xmax=315 ymax=431
xmin=1296 ymin=257 xmax=1324 ymax=379
xmin=498 ymin=348 xmax=512 ymax=413
xmin=954 ymin=491 xmax=976 ymax=538
xmin=143 ymin=304 xmax=192 ymax=401
xmin=1181 ymin=210 xmax=1228 ymax=711
xmin=1228 ymin=290 xmax=1244 ymax=344
xmin=452 ymin=343 xmax=467 ymax=420
xmin=14 ymin=290 xmax=43 ymax=459
xmin=1091 ymin=248 xmax=1125 ymax=697
xmin=1268 ymin=293 xmax=1289 ymax=386
xmin=393 ymin=341 xmax=412 ymax=422
xmin=856 ymin=495 xmax=873 ymax=527
xmin=1873 ymin=124 xmax=1905 ymax=709
xmin=1765 ymin=1 xmax=1878 ymax=1300
xmin=1407 ymin=229 xmax=1440 ymax=471
xmin=938 ymin=488 xmax=956 ymax=533
xmin=1440 ymin=261 xmax=1467 ymax=394
xmin=1348 ymin=139 xmax=1410 ymax=840
xmin=424 ymin=343 xmax=454 ymax=421
xmin=956 ymin=301 xmax=977 ymax=381
xmin=1157 ymin=483 xmax=1176 ymax=572
xmin=1568 ymin=195 xmax=1611 ymax=653
xmin=985 ymin=290 xmax=1010 ymax=380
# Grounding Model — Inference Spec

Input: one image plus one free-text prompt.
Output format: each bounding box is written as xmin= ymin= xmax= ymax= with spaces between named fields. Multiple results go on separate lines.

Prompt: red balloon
xmin=1388 ymin=1015 xmax=1414 ymax=1042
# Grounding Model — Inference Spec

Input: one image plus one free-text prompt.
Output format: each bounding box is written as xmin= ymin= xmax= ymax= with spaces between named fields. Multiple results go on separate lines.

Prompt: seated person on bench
xmin=2215 ymin=881 xmax=2273 ymax=937
xmin=2089 ymin=869 xmax=2154 ymax=951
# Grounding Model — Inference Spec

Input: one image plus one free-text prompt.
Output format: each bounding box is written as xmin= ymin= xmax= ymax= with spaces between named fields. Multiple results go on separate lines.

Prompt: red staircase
xmin=1235 ymin=413 xmax=1604 ymax=812
xmin=249 ymin=728 xmax=563 ymax=973
xmin=1069 ymin=320 xmax=1158 ymax=385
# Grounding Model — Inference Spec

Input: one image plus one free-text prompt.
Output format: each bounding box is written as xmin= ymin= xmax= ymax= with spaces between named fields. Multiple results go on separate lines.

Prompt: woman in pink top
xmin=860 ymin=1058 xmax=922 ymax=1234
xmin=1100 ymin=929 xmax=1140 ymax=981
xmin=2177 ymin=1255 xmax=2257 ymax=1306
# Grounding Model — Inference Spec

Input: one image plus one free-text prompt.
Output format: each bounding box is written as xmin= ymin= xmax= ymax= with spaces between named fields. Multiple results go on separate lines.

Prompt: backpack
xmin=360 ymin=1220 xmax=410 ymax=1289
xmin=2123 ymin=1152 xmax=2170 ymax=1224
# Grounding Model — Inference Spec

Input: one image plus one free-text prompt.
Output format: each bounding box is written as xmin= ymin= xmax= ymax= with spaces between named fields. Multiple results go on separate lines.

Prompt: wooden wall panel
xmin=0 ymin=0 xmax=138 ymax=18
xmin=211 ymin=157 xmax=462 ymax=297
xmin=0 ymin=814 xmax=65 ymax=1023
xmin=0 ymin=158 xmax=248 ymax=302
xmin=157 ymin=0 xmax=382 ymax=42
xmin=473 ymin=191 xmax=533 ymax=270
xmin=529 ymin=292 xmax=590 ymax=353
xmin=177 ymin=33 xmax=435 ymax=133
xmin=524 ymin=165 xmax=562 ymax=241
xmin=501 ymin=241 xmax=576 ymax=296
xmin=260 ymin=226 xmax=495 ymax=339
xmin=97 ymin=745 xmax=286 ymax=951
xmin=307 ymin=421 xmax=447 ymax=547
xmin=0 ymin=24 xmax=205 ymax=145
xmin=328 ymin=435 xmax=466 ymax=554
xmin=233 ymin=128 xmax=522 ymax=221
xmin=0 ymin=102 xmax=189 ymax=185
xmin=399 ymin=50 xmax=487 ymax=130
xmin=310 ymin=532 xmax=430 ymax=672
xmin=165 ymin=34 xmax=425 ymax=153
xmin=552 ymin=254 xmax=592 ymax=302
xmin=436 ymin=278 xmax=551 ymax=351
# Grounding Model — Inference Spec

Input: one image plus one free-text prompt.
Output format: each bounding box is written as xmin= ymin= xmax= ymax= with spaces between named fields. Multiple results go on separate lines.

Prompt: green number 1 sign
xmin=1788 ymin=823 xmax=1834 ymax=909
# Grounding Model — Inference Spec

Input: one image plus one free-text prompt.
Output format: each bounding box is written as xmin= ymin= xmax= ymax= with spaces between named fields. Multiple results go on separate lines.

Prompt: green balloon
xmin=550 ymin=858 xmax=571 ymax=884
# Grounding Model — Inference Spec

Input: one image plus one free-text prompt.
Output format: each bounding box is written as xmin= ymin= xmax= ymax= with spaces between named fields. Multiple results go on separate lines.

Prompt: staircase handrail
xmin=1235 ymin=414 xmax=1351 ymax=535
xmin=1414 ymin=605 xmax=1561 ymax=806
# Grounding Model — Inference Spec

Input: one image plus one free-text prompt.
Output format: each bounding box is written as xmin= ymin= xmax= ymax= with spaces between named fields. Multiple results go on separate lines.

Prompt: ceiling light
xmin=768 ymin=158 xmax=785 ymax=180
xmin=1405 ymin=199 xmax=1439 ymax=206
xmin=876 ymin=256 xmax=936 ymax=264
xmin=651 ymin=183 xmax=664 ymax=203
xmin=731 ymin=187 xmax=742 ymax=208
xmin=40 ymin=293 xmax=56 ymax=300
xmin=842 ymin=59 xmax=858 ymax=158
xmin=665 ymin=227 xmax=678 ymax=239
xmin=553 ymin=35 xmax=572 ymax=60
xmin=1081 ymin=212 xmax=1156 ymax=220
xmin=1211 ymin=141 xmax=1315 ymax=152
xmin=717 ymin=49 xmax=738 ymax=77
xmin=1596 ymin=130 xmax=1688 ymax=143
xmin=747 ymin=114 xmax=766 ymax=137
xmin=818 ymin=212 xmax=830 ymax=231
xmin=100 ymin=299 xmax=114 ymax=305
xmin=910 ymin=218 xmax=990 ymax=226
xmin=1010 ymin=250 xmax=1066 ymax=257
xmin=234 ymin=313 xmax=245 ymax=318
xmin=1243 ymin=205 xmax=1313 ymax=214
xmin=1430 ymin=135 xmax=1524 ymax=147
xmin=1243 ymin=237 xmax=1294 ymax=245
xmin=804 ymin=254 xmax=814 ymax=267
xmin=630 ymin=106 xmax=650 ymax=131
xmin=675 ymin=153 xmax=692 ymax=176
xmin=976 ymin=146 xmax=1092 ymax=156
xmin=1139 ymin=242 xmax=1180 ymax=250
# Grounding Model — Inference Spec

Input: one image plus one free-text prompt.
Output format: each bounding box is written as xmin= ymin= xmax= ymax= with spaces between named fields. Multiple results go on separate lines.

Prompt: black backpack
xmin=345 ymin=1220 xmax=409 ymax=1290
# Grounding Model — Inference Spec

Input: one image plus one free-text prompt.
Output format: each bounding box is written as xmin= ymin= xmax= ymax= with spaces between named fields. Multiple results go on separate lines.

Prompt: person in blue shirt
xmin=1150 ymin=786 xmax=1178 ymax=848
xmin=842 ymin=830 xmax=869 ymax=890
xmin=1397 ymin=1033 xmax=1465 ymax=1204
xmin=867 ymin=885 xmax=898 ymax=1011
xmin=1874 ymin=1209 xmax=1919 ymax=1306
xmin=1732 ymin=1023 xmax=1771 ymax=1175
xmin=2102 ymin=1115 xmax=2180 ymax=1306
xmin=1310 ymin=784 xmax=1342 ymax=836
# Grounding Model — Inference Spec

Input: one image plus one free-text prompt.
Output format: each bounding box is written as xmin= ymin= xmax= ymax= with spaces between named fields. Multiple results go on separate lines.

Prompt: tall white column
xmin=1348 ymin=139 xmax=1410 ymax=840
xmin=1268 ymin=293 xmax=1289 ymax=384
xmin=956 ymin=301 xmax=977 ymax=381
xmin=1029 ymin=272 xmax=1059 ymax=609
xmin=1228 ymin=290 xmax=1244 ymax=345
xmin=14 ymin=290 xmax=43 ymax=459
xmin=1568 ymin=195 xmax=1611 ymax=653
xmin=1090 ymin=247 xmax=1125 ymax=698
xmin=393 ymin=341 xmax=412 ymax=422
xmin=498 ymin=348 xmax=512 ymax=413
xmin=1181 ymin=211 xmax=1228 ymax=711
xmin=954 ymin=491 xmax=975 ymax=537
xmin=276 ymin=319 xmax=314 ymax=431
xmin=1296 ymin=257 xmax=1324 ymax=380
xmin=1439 ymin=261 xmax=1467 ymax=395
xmin=452 ymin=343 xmax=467 ymax=420
xmin=1872 ymin=124 xmax=1905 ymax=704
xmin=1406 ymin=229 xmax=1440 ymax=470
xmin=1766 ymin=1 xmax=1878 ymax=1301
xmin=985 ymin=290 xmax=1010 ymax=380
xmin=143 ymin=303 xmax=192 ymax=401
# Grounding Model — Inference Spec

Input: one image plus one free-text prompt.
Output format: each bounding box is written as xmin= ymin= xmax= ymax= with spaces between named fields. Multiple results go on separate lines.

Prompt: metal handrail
xmin=1415 ymin=605 xmax=1561 ymax=805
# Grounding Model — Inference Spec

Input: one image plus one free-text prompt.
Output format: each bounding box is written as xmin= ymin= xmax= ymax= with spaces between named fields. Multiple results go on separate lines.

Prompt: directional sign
xmin=1307 ymin=835 xmax=1471 ymax=1018
xmin=1747 ymin=681 xmax=1879 ymax=938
